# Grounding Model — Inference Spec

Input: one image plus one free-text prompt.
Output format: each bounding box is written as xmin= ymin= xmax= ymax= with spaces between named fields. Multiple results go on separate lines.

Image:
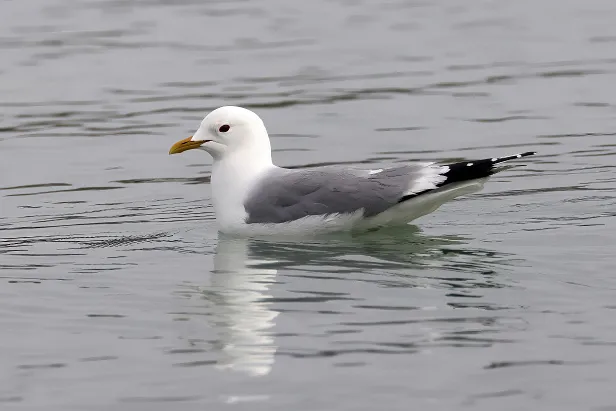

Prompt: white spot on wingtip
xmin=466 ymin=162 xmax=474 ymax=167
xmin=491 ymin=158 xmax=497 ymax=162
xmin=516 ymin=154 xmax=522 ymax=158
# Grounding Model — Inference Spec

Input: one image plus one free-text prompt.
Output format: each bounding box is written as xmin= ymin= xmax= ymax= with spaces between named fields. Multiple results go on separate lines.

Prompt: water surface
xmin=1 ymin=0 xmax=616 ymax=409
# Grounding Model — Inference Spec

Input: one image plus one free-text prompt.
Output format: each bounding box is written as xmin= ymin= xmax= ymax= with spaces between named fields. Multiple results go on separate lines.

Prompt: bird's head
xmin=169 ymin=106 xmax=271 ymax=161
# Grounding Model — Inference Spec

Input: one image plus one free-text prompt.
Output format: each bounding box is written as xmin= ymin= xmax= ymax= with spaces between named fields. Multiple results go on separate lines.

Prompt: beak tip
xmin=168 ymin=136 xmax=196 ymax=155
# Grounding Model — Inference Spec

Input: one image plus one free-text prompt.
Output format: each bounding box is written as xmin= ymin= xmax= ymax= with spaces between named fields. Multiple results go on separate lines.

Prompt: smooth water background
xmin=1 ymin=0 xmax=616 ymax=410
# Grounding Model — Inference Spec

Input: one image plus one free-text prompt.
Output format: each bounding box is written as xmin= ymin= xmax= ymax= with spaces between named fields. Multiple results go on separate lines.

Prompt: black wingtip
xmin=490 ymin=151 xmax=537 ymax=165
xmin=438 ymin=150 xmax=536 ymax=187
xmin=396 ymin=150 xmax=536 ymax=204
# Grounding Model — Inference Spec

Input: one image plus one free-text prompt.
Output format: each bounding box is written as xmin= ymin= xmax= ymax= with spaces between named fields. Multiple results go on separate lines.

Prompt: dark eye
xmin=218 ymin=124 xmax=230 ymax=133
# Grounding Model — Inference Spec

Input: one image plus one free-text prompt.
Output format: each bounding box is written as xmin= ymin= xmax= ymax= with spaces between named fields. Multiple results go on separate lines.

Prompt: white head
xmin=169 ymin=106 xmax=272 ymax=163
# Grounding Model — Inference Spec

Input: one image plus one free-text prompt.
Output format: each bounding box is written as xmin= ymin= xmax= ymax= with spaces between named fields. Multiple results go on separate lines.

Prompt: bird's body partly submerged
xmin=169 ymin=106 xmax=535 ymax=235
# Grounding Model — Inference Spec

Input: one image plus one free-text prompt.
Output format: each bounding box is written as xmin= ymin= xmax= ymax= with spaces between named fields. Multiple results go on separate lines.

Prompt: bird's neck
xmin=210 ymin=147 xmax=275 ymax=231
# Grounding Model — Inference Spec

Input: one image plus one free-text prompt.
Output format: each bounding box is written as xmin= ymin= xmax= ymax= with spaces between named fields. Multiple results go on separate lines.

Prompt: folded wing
xmin=244 ymin=151 xmax=535 ymax=224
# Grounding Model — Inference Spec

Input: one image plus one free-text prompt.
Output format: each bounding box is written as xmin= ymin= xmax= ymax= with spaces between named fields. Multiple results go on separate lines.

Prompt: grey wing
xmin=243 ymin=165 xmax=447 ymax=224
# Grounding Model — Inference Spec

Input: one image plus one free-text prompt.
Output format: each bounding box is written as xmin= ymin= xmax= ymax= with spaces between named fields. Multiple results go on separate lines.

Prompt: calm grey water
xmin=1 ymin=0 xmax=616 ymax=409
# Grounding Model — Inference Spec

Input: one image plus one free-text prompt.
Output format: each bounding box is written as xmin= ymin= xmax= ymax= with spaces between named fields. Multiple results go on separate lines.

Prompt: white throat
xmin=210 ymin=141 xmax=275 ymax=231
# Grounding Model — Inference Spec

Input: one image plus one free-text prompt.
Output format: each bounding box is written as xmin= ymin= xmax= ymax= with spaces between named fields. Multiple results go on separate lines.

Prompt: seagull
xmin=169 ymin=106 xmax=535 ymax=235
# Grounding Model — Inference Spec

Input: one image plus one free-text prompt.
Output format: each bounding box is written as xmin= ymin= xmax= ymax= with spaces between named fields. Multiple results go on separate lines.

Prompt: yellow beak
xmin=168 ymin=137 xmax=206 ymax=155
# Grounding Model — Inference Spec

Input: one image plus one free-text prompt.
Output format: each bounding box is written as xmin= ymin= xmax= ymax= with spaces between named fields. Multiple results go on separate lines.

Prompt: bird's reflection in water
xmin=209 ymin=237 xmax=279 ymax=377
xmin=238 ymin=225 xmax=506 ymax=274
xmin=203 ymin=225 xmax=512 ymax=377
